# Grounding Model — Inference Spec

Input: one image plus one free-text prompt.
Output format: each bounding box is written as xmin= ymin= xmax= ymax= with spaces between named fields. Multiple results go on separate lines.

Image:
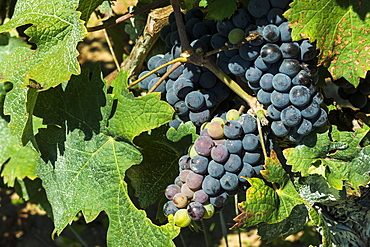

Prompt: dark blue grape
xmin=238 ymin=114 xmax=257 ymax=133
xmin=216 ymin=20 xmax=235 ymax=37
xmin=279 ymin=59 xmax=300 ymax=77
xmin=220 ymin=172 xmax=239 ymax=191
xmin=167 ymin=63 xmax=185 ymax=79
xmin=289 ymin=85 xmax=311 ymax=107
xmin=232 ymin=8 xmax=251 ymax=28
xmin=300 ymin=40 xmax=316 ymax=61
xmin=281 ymin=105 xmax=302 ymax=127
xmin=155 ymin=58 xmax=168 ymax=75
xmin=253 ymin=165 xmax=264 ymax=175
xmin=270 ymin=0 xmax=290 ymax=9
xmin=242 ymin=152 xmax=261 ymax=165
xmin=292 ymin=70 xmax=311 ymax=85
xmin=267 ymin=104 xmax=281 ymax=120
xmin=238 ymin=163 xmax=255 ymax=182
xmin=271 ymin=121 xmax=290 ymax=136
xmin=203 ymin=90 xmax=218 ymax=108
xmin=193 ymin=190 xmax=209 ymax=204
xmin=311 ymin=108 xmax=327 ymax=127
xmin=190 ymin=39 xmax=208 ymax=53
xmin=202 ymin=175 xmax=222 ymax=196
xmin=217 ymin=52 xmax=231 ymax=74
xmin=300 ymin=100 xmax=320 ymax=119
xmin=248 ymin=81 xmax=261 ymax=92
xmin=228 ymin=55 xmax=251 ymax=76
xmin=239 ymin=43 xmax=260 ymax=61
xmin=166 ymin=79 xmax=175 ymax=91
xmin=211 ymin=144 xmax=229 ymax=163
xmin=257 ymin=89 xmax=272 ymax=105
xmin=199 ymin=71 xmax=217 ymax=89
xmin=185 ymin=8 xmax=203 ymax=22
xmin=297 ymin=118 xmax=313 ymax=136
xmin=170 ymin=31 xmax=180 ymax=46
xmin=248 ymin=0 xmax=271 ymax=18
xmin=225 ymin=140 xmax=243 ymax=154
xmin=271 ymin=90 xmax=290 ymax=108
xmin=166 ymin=88 xmax=181 ymax=105
xmin=189 ymin=107 xmax=210 ymax=126
xmin=190 ymin=155 xmax=209 ymax=174
xmin=208 ymin=160 xmax=225 ymax=178
xmin=209 ymin=191 xmax=228 ymax=207
xmin=169 ymin=118 xmax=182 ymax=129
xmin=173 ymin=78 xmax=194 ymax=98
xmin=211 ymin=33 xmax=228 ymax=49
xmin=193 ymin=22 xmax=210 ymax=39
xmin=280 ymin=42 xmax=300 ymax=58
xmin=262 ymin=24 xmax=280 ymax=43
xmin=171 ymin=44 xmax=182 ymax=59
xmin=267 ymin=8 xmax=285 ymax=25
xmin=261 ymin=44 xmax=282 ymax=63
xmin=183 ymin=64 xmax=201 ymax=82
xmin=147 ymin=55 xmax=163 ymax=71
xmin=259 ymin=73 xmax=274 ymax=91
xmin=254 ymin=56 xmax=271 ymax=71
xmin=174 ymin=101 xmax=189 ymax=116
xmin=160 ymin=25 xmax=172 ymax=41
xmin=242 ymin=134 xmax=259 ymax=151
xmin=138 ymin=71 xmax=157 ymax=90
xmin=224 ymin=154 xmax=242 ymax=173
xmin=209 ymin=82 xmax=230 ymax=102
xmin=224 ymin=120 xmax=242 ymax=139
xmin=278 ymin=22 xmax=292 ymax=42
xmin=245 ymin=67 xmax=263 ymax=83
xmin=163 ymin=201 xmax=179 ymax=217
xmin=185 ymin=91 xmax=205 ymax=111
xmin=312 ymin=92 xmax=324 ymax=105
xmin=272 ymin=73 xmax=292 ymax=92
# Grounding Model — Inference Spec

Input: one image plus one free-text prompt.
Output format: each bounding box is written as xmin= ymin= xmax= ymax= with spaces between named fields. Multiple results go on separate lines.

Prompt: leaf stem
xmin=148 ymin=61 xmax=181 ymax=93
xmin=256 ymin=109 xmax=268 ymax=160
xmin=201 ymin=219 xmax=211 ymax=247
xmin=87 ymin=0 xmax=169 ymax=32
xmin=219 ymin=210 xmax=229 ymax=247
xmin=127 ymin=57 xmax=187 ymax=88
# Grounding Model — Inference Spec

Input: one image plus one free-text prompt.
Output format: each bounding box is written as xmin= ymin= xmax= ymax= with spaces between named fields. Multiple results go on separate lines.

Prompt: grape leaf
xmin=232 ymin=151 xmax=304 ymax=229
xmin=0 ymin=33 xmax=30 ymax=62
xmin=166 ymin=121 xmax=198 ymax=143
xmin=198 ymin=0 xmax=213 ymax=8
xmin=0 ymin=0 xmax=86 ymax=90
xmin=285 ymin=0 xmax=370 ymax=87
xmin=257 ymin=204 xmax=308 ymax=243
xmin=205 ymin=0 xmax=237 ymax=21
xmin=283 ymin=127 xmax=370 ymax=194
xmin=126 ymin=125 xmax=193 ymax=208
xmin=35 ymin=68 xmax=178 ymax=246
xmin=0 ymin=117 xmax=39 ymax=187
xmin=77 ymin=0 xmax=106 ymax=22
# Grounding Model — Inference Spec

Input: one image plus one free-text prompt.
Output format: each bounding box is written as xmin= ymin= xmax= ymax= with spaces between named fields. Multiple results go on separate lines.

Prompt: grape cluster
xmin=139 ymin=8 xmax=232 ymax=127
xmin=163 ymin=109 xmax=268 ymax=227
xmin=333 ymin=72 xmax=370 ymax=112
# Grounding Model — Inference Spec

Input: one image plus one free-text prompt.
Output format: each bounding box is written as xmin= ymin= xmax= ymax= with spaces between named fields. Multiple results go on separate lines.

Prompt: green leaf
xmin=127 ymin=125 xmax=193 ymax=208
xmin=257 ymin=204 xmax=308 ymax=243
xmin=232 ymin=151 xmax=304 ymax=229
xmin=0 ymin=117 xmax=39 ymax=187
xmin=285 ymin=0 xmax=370 ymax=86
xmin=0 ymin=0 xmax=86 ymax=90
xmin=205 ymin=0 xmax=237 ymax=21
xmin=34 ymin=67 xmax=179 ymax=245
xmin=166 ymin=121 xmax=198 ymax=143
xmin=0 ymin=33 xmax=30 ymax=62
xmin=309 ymin=209 xmax=333 ymax=247
xmin=297 ymin=175 xmax=345 ymax=205
xmin=198 ymin=0 xmax=213 ymax=8
xmin=77 ymin=0 xmax=106 ymax=22
xmin=283 ymin=127 xmax=370 ymax=194
xmin=181 ymin=0 xmax=198 ymax=10
xmin=37 ymin=130 xmax=179 ymax=246
xmin=107 ymin=70 xmax=174 ymax=142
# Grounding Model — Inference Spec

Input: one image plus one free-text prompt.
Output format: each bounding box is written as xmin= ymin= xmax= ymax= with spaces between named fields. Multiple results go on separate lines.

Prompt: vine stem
xmin=256 ymin=108 xmax=268 ymax=160
xmin=201 ymin=219 xmax=211 ymax=247
xmin=147 ymin=61 xmax=182 ymax=93
xmin=87 ymin=0 xmax=168 ymax=32
xmin=127 ymin=57 xmax=187 ymax=88
xmin=171 ymin=0 xmax=192 ymax=53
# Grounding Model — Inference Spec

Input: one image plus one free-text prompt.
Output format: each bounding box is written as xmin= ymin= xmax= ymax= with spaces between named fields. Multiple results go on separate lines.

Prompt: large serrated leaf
xmin=0 ymin=117 xmax=39 ymax=187
xmin=0 ymin=33 xmax=30 ymax=62
xmin=34 ymin=67 xmax=178 ymax=246
xmin=127 ymin=125 xmax=193 ymax=208
xmin=232 ymin=151 xmax=304 ymax=229
xmin=0 ymin=0 xmax=86 ymax=90
xmin=283 ymin=127 xmax=370 ymax=194
xmin=285 ymin=0 xmax=370 ymax=86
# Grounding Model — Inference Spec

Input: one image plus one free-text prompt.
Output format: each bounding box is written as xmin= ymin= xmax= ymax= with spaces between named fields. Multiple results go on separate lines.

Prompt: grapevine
xmin=0 ymin=0 xmax=370 ymax=247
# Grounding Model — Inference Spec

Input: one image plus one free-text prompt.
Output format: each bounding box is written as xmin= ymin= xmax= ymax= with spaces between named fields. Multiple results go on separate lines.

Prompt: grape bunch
xmin=333 ymin=72 xmax=370 ymax=112
xmin=163 ymin=109 xmax=269 ymax=227
xmin=138 ymin=8 xmax=232 ymax=128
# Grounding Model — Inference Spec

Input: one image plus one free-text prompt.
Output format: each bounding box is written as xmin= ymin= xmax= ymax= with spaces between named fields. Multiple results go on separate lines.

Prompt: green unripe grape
xmin=188 ymin=144 xmax=199 ymax=158
xmin=211 ymin=117 xmax=225 ymax=124
xmin=226 ymin=109 xmax=240 ymax=121
xmin=174 ymin=209 xmax=191 ymax=227
xmin=228 ymin=28 xmax=245 ymax=45
xmin=207 ymin=121 xmax=224 ymax=139
xmin=200 ymin=121 xmax=210 ymax=131
xmin=203 ymin=203 xmax=215 ymax=219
